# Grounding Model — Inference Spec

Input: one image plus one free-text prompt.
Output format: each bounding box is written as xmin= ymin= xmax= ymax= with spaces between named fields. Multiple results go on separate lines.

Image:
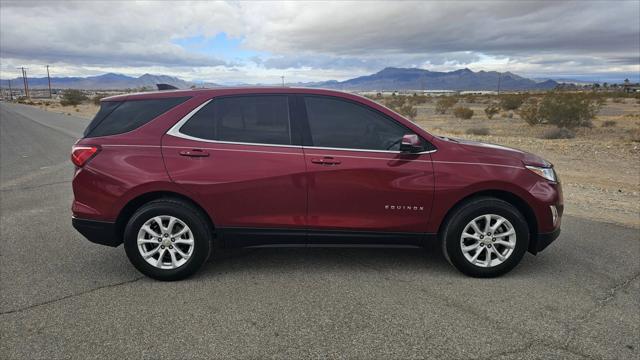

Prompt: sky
xmin=1 ymin=0 xmax=639 ymax=84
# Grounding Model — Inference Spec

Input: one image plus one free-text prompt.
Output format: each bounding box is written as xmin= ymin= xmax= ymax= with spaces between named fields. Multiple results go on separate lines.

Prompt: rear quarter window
xmin=84 ymin=97 xmax=190 ymax=137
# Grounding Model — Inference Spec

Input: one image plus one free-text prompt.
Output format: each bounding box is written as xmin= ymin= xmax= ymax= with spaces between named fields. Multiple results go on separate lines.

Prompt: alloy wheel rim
xmin=137 ymin=215 xmax=195 ymax=270
xmin=460 ymin=214 xmax=516 ymax=268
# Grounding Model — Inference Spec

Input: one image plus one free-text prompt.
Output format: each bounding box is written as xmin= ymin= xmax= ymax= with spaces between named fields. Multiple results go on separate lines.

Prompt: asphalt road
xmin=1 ymin=102 xmax=638 ymax=359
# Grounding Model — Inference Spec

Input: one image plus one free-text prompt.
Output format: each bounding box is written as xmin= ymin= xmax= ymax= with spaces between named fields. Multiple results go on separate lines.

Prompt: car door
xmin=301 ymin=95 xmax=435 ymax=244
xmin=162 ymin=94 xmax=307 ymax=246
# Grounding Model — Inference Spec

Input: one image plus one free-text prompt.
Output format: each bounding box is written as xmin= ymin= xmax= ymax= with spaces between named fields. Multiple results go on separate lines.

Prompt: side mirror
xmin=399 ymin=134 xmax=422 ymax=153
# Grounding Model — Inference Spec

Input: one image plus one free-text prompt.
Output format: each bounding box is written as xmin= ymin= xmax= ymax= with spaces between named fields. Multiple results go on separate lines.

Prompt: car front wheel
xmin=441 ymin=197 xmax=529 ymax=277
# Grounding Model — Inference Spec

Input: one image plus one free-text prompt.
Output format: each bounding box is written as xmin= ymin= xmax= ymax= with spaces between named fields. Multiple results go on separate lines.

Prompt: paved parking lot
xmin=1 ymin=102 xmax=638 ymax=359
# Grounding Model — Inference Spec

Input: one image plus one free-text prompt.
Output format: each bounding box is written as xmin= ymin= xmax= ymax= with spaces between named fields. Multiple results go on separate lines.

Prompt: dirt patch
xmin=32 ymin=99 xmax=99 ymax=119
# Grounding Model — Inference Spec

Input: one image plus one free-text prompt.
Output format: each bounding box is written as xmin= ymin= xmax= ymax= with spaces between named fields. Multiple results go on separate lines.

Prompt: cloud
xmin=0 ymin=1 xmax=236 ymax=68
xmin=241 ymin=1 xmax=639 ymax=56
xmin=0 ymin=1 xmax=638 ymax=82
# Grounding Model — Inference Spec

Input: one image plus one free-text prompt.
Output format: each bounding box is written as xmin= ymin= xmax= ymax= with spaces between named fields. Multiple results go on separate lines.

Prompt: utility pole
xmin=281 ymin=75 xmax=285 ymax=87
xmin=46 ymin=65 xmax=52 ymax=98
xmin=8 ymin=79 xmax=13 ymax=100
xmin=497 ymin=72 xmax=502 ymax=95
xmin=18 ymin=67 xmax=29 ymax=98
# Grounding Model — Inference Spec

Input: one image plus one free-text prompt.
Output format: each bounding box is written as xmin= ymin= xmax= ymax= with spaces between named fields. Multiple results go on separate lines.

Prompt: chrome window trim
xmin=303 ymin=145 xmax=436 ymax=155
xmin=166 ymin=98 xmax=437 ymax=154
xmin=168 ymin=133 xmax=303 ymax=149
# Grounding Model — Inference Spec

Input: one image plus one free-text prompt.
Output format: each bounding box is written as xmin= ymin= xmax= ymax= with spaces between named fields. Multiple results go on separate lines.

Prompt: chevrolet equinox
xmin=71 ymin=88 xmax=562 ymax=280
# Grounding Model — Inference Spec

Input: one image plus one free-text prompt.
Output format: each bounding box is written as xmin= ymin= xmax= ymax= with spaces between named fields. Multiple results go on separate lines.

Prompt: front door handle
xmin=311 ymin=157 xmax=341 ymax=166
xmin=179 ymin=149 xmax=209 ymax=157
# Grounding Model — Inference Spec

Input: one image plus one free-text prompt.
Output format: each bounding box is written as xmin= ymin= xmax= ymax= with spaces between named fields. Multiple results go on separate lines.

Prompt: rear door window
xmin=179 ymin=95 xmax=292 ymax=145
xmin=85 ymin=97 xmax=190 ymax=137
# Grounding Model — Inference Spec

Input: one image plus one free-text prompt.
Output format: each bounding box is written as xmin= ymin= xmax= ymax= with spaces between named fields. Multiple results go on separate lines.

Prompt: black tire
xmin=441 ymin=197 xmax=529 ymax=278
xmin=124 ymin=199 xmax=212 ymax=281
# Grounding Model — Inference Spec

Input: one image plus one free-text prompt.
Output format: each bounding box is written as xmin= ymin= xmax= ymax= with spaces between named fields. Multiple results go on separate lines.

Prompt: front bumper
xmin=529 ymin=227 xmax=561 ymax=255
xmin=72 ymin=217 xmax=121 ymax=247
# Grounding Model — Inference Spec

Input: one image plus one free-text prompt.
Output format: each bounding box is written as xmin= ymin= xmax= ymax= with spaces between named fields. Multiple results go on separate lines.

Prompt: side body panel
xmin=426 ymin=139 xmax=563 ymax=234
xmin=161 ymin=136 xmax=308 ymax=232
xmin=304 ymin=148 xmax=435 ymax=236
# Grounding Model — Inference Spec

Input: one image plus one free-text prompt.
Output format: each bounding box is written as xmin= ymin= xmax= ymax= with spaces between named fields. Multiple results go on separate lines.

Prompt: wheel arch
xmin=437 ymin=189 xmax=539 ymax=252
xmin=114 ymin=191 xmax=216 ymax=246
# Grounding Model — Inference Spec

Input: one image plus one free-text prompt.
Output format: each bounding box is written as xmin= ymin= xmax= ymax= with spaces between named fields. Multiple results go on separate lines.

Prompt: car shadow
xmin=195 ymin=246 xmax=455 ymax=279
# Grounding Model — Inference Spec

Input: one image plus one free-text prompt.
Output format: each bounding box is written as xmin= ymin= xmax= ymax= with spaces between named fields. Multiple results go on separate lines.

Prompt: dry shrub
xmin=397 ymin=103 xmax=417 ymax=120
xmin=465 ymin=127 xmax=490 ymax=135
xmin=383 ymin=96 xmax=417 ymax=120
xmin=435 ymin=96 xmax=458 ymax=114
xmin=60 ymin=89 xmax=88 ymax=106
xmin=601 ymin=120 xmax=617 ymax=127
xmin=611 ymin=97 xmax=624 ymax=104
xmin=540 ymin=127 xmax=575 ymax=139
xmin=519 ymin=98 xmax=542 ymax=126
xmin=383 ymin=96 xmax=406 ymax=110
xmin=453 ymin=106 xmax=474 ymax=119
xmin=499 ymin=93 xmax=527 ymax=110
xmin=628 ymin=128 xmax=640 ymax=142
xmin=538 ymin=92 xmax=600 ymax=128
xmin=484 ymin=103 xmax=500 ymax=119
xmin=519 ymin=92 xmax=601 ymax=129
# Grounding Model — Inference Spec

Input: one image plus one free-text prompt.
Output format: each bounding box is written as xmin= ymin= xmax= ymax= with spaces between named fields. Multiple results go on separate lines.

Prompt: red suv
xmin=71 ymin=88 xmax=562 ymax=280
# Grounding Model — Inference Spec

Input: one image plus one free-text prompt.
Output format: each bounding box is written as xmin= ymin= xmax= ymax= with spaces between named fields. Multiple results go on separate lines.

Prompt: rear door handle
xmin=179 ymin=149 xmax=209 ymax=157
xmin=311 ymin=157 xmax=341 ymax=165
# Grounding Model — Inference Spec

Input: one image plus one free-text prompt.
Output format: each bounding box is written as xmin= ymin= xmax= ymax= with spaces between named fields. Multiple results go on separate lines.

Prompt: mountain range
xmin=0 ymin=68 xmax=558 ymax=91
xmin=0 ymin=73 xmax=220 ymax=91
xmin=301 ymin=67 xmax=558 ymax=91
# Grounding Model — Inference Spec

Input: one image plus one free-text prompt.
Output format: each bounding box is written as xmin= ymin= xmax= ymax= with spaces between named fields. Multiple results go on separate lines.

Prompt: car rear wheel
xmin=441 ymin=197 xmax=529 ymax=277
xmin=124 ymin=199 xmax=212 ymax=281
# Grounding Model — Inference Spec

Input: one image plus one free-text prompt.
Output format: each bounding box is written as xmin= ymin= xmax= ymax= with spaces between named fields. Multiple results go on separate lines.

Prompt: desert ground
xmin=27 ymin=94 xmax=640 ymax=228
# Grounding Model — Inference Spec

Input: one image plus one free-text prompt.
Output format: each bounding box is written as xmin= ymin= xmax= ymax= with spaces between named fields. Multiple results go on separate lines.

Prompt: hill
xmin=309 ymin=67 xmax=557 ymax=91
xmin=0 ymin=73 xmax=219 ymax=90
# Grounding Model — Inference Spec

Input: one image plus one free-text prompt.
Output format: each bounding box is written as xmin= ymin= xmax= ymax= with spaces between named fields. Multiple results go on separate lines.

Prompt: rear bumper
xmin=529 ymin=227 xmax=561 ymax=255
xmin=72 ymin=217 xmax=121 ymax=247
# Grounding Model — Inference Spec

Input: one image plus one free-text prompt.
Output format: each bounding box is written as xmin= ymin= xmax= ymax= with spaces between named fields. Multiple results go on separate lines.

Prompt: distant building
xmin=460 ymin=91 xmax=498 ymax=95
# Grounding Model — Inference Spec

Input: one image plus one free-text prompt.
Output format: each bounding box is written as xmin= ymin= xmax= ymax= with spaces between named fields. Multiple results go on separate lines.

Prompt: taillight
xmin=71 ymin=145 xmax=100 ymax=167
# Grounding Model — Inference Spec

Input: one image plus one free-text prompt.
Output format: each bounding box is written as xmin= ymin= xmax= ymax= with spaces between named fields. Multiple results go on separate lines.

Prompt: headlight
xmin=526 ymin=165 xmax=557 ymax=182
